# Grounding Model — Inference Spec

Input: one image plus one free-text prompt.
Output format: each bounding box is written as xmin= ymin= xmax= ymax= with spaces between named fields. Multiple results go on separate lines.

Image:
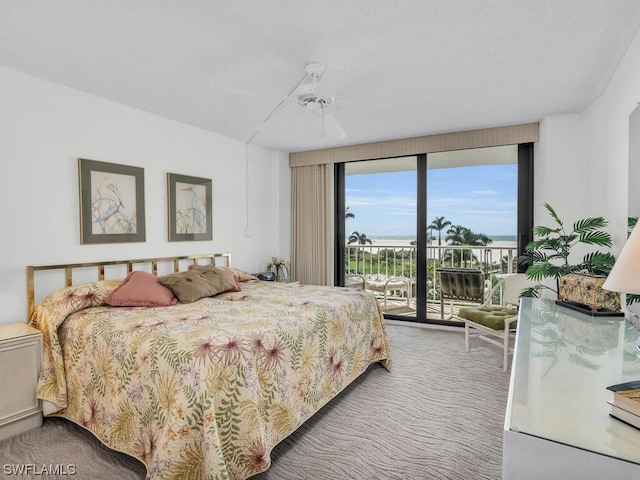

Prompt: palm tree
xmin=445 ymin=224 xmax=467 ymax=245
xmin=462 ymin=229 xmax=493 ymax=247
xmin=444 ymin=226 xmax=493 ymax=267
xmin=345 ymin=207 xmax=355 ymax=220
xmin=429 ymin=216 xmax=451 ymax=246
xmin=443 ymin=225 xmax=469 ymax=266
xmin=348 ymin=231 xmax=373 ymax=245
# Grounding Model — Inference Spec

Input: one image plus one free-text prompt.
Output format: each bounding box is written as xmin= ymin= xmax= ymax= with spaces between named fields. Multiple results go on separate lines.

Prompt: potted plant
xmin=518 ymin=203 xmax=616 ymax=297
xmin=266 ymin=256 xmax=290 ymax=282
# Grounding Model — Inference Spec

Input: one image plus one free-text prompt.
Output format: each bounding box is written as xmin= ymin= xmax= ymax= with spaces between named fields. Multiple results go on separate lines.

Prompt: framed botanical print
xmin=78 ymin=158 xmax=146 ymax=244
xmin=167 ymin=173 xmax=212 ymax=241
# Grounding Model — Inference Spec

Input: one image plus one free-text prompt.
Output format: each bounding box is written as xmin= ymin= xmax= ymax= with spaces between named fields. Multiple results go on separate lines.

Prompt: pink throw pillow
xmin=106 ymin=271 xmax=178 ymax=307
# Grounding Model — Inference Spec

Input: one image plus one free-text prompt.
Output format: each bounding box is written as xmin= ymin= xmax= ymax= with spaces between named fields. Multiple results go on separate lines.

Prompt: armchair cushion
xmin=458 ymin=306 xmax=518 ymax=330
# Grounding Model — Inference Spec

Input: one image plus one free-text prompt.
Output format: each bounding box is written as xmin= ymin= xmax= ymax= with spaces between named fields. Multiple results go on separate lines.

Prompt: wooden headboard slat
xmin=27 ymin=253 xmax=231 ymax=320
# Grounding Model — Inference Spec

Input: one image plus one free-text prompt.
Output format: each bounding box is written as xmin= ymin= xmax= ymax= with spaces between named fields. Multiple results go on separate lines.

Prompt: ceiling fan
xmin=225 ymin=62 xmax=353 ymax=142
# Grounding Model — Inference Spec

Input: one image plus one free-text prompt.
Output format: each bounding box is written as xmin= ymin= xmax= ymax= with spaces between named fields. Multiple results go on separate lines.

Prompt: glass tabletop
xmin=506 ymin=298 xmax=640 ymax=464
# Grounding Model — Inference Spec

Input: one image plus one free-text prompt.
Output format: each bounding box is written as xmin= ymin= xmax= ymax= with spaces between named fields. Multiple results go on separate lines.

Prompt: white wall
xmin=0 ymin=66 xmax=291 ymax=324
xmin=535 ymin=27 xmax=640 ymax=259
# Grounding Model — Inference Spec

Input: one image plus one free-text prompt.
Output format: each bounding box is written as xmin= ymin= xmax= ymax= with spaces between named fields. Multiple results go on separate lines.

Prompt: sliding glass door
xmin=425 ymin=146 xmax=519 ymax=321
xmin=335 ymin=144 xmax=532 ymax=325
xmin=342 ymin=156 xmax=418 ymax=320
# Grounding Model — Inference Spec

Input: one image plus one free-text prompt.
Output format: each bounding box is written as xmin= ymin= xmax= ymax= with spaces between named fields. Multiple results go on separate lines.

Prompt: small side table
xmin=0 ymin=323 xmax=43 ymax=441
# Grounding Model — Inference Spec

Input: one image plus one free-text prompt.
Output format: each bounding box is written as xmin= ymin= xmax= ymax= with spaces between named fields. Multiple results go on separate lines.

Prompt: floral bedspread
xmin=30 ymin=280 xmax=391 ymax=480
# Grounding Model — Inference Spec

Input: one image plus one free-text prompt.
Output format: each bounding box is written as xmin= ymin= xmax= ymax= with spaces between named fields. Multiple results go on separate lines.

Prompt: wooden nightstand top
xmin=0 ymin=323 xmax=41 ymax=342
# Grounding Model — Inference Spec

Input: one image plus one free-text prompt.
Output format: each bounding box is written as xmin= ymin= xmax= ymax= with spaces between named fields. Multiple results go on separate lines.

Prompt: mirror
xmin=627 ymin=105 xmax=640 ymax=318
xmin=629 ymin=104 xmax=640 ymax=222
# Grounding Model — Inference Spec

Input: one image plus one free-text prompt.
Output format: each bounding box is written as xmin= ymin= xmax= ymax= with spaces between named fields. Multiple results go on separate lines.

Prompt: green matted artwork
xmin=78 ymin=158 xmax=146 ymax=244
xmin=167 ymin=172 xmax=213 ymax=242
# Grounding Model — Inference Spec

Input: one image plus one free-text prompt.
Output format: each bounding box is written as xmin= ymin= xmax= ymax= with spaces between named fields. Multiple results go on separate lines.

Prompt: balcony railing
xmin=345 ymin=243 xmax=519 ymax=316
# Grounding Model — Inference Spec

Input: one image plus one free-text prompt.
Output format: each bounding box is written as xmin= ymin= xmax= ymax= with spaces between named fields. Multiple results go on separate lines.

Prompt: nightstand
xmin=0 ymin=323 xmax=43 ymax=440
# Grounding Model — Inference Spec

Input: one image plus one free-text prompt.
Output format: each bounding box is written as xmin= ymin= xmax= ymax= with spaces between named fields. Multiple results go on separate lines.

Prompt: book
xmin=607 ymin=380 xmax=640 ymax=416
xmin=609 ymin=402 xmax=640 ymax=430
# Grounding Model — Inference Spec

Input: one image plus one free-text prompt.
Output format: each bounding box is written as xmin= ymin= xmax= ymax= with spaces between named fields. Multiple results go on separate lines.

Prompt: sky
xmin=345 ymin=164 xmax=517 ymax=238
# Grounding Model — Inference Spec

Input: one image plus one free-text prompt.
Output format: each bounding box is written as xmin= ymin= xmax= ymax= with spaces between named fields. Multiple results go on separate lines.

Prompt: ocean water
xmin=346 ymin=235 xmax=518 ymax=261
xmin=354 ymin=234 xmax=517 ymax=246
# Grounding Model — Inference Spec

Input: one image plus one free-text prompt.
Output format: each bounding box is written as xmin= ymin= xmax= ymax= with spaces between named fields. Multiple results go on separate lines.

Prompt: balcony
xmin=345 ymin=243 xmax=519 ymax=319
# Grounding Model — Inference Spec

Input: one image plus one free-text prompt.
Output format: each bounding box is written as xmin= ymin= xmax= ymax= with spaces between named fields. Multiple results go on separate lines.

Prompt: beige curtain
xmin=291 ymin=164 xmax=334 ymax=285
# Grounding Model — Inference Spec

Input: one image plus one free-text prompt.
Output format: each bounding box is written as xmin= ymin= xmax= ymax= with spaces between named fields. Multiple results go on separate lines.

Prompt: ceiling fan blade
xmin=228 ymin=63 xmax=353 ymax=143
xmin=250 ymin=97 xmax=301 ymax=136
xmin=336 ymin=98 xmax=388 ymax=108
xmin=315 ymin=65 xmax=354 ymax=96
xmin=322 ymin=112 xmax=347 ymax=140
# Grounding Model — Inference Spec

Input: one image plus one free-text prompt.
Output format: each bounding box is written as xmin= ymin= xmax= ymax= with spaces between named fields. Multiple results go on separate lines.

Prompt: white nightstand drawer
xmin=0 ymin=323 xmax=43 ymax=440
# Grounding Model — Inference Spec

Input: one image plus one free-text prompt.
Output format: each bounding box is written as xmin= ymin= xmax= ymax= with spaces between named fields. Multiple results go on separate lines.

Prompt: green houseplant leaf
xmin=518 ymin=203 xmax=613 ymax=297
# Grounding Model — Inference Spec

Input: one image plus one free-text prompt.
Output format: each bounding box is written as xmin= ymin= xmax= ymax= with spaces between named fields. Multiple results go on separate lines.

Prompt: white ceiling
xmin=1 ymin=1 xmax=640 ymax=153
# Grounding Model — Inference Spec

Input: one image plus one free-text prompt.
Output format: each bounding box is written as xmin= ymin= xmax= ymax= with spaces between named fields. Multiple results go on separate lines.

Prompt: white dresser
xmin=504 ymin=298 xmax=640 ymax=479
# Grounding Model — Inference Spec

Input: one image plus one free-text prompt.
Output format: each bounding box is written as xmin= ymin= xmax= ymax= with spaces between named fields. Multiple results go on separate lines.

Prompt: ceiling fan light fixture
xmin=227 ymin=62 xmax=350 ymax=143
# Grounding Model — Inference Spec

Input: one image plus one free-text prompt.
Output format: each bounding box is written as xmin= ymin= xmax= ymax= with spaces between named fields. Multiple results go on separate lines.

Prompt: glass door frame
xmin=334 ymin=143 xmax=533 ymax=324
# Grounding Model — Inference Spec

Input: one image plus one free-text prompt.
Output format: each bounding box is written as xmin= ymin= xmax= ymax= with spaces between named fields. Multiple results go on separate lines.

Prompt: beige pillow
xmin=218 ymin=266 xmax=260 ymax=282
xmin=159 ymin=267 xmax=237 ymax=303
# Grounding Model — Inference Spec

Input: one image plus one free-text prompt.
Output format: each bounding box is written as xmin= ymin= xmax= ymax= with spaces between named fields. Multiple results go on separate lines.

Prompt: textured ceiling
xmin=1 ymin=0 xmax=640 ymax=153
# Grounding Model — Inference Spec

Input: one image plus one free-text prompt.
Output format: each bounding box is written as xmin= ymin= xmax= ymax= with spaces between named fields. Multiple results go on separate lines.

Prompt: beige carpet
xmin=0 ymin=324 xmax=510 ymax=479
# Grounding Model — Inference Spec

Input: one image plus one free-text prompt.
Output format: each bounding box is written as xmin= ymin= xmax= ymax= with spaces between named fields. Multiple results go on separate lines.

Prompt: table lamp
xmin=603 ymin=224 xmax=640 ymax=350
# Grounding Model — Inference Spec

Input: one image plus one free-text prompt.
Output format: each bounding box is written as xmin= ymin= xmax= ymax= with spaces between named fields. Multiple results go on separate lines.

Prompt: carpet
xmin=0 ymin=324 xmax=510 ymax=479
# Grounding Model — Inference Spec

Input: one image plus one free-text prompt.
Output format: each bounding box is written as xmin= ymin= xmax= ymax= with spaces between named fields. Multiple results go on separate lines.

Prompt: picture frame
xmin=167 ymin=173 xmax=213 ymax=241
xmin=78 ymin=158 xmax=146 ymax=244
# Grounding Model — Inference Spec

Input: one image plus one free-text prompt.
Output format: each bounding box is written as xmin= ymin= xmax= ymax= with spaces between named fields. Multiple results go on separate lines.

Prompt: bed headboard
xmin=26 ymin=253 xmax=232 ymax=319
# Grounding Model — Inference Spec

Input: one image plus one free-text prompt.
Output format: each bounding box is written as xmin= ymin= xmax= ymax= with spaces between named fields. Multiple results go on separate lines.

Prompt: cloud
xmin=346 ymin=194 xmax=416 ymax=208
xmin=382 ymin=208 xmax=416 ymax=216
xmin=471 ymin=189 xmax=500 ymax=195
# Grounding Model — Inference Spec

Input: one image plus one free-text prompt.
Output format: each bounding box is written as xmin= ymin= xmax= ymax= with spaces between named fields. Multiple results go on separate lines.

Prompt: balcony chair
xmin=346 ymin=274 xmax=411 ymax=307
xmin=456 ymin=273 xmax=537 ymax=371
xmin=344 ymin=274 xmax=366 ymax=290
xmin=437 ymin=268 xmax=488 ymax=320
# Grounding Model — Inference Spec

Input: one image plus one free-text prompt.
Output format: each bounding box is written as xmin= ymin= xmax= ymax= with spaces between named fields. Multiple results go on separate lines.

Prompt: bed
xmin=27 ymin=254 xmax=391 ymax=480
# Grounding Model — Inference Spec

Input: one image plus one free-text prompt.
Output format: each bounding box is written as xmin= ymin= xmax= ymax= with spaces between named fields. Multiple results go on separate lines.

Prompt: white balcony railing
xmin=345 ymin=243 xmax=519 ymax=310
